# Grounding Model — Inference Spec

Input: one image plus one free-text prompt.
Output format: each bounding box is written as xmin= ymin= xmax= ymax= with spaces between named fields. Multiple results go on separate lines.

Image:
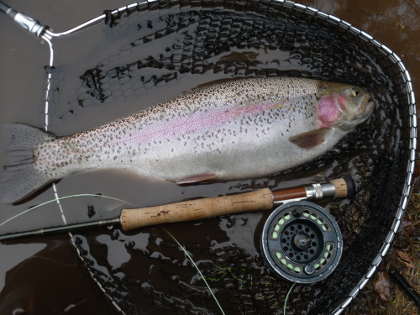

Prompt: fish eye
xmin=351 ymin=89 xmax=360 ymax=97
xmin=343 ymin=88 xmax=359 ymax=97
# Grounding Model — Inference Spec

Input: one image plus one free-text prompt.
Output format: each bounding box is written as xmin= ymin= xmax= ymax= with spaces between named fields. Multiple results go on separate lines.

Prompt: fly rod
xmin=0 ymin=177 xmax=354 ymax=241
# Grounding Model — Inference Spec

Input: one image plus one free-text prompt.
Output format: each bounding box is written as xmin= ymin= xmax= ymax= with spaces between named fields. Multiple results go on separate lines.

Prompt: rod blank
xmin=0 ymin=218 xmax=120 ymax=242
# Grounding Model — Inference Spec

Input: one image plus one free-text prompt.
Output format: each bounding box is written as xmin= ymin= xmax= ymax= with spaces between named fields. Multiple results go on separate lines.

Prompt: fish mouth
xmin=344 ymin=91 xmax=373 ymax=118
xmin=334 ymin=93 xmax=374 ymax=131
xmin=365 ymin=100 xmax=375 ymax=116
xmin=358 ymin=94 xmax=374 ymax=118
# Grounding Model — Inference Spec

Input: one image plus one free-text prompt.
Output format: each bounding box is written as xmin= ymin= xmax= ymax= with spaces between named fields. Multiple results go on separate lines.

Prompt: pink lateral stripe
xmin=120 ymin=102 xmax=280 ymax=145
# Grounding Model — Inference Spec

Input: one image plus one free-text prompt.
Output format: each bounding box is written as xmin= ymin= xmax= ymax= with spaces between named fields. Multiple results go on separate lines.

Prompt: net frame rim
xmin=39 ymin=1 xmax=417 ymax=314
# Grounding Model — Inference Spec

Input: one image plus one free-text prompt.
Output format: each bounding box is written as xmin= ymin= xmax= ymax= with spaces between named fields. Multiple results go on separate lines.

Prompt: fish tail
xmin=0 ymin=123 xmax=56 ymax=204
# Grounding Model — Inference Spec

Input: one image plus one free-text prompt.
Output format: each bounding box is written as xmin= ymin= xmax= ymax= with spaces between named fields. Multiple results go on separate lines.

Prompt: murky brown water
xmin=0 ymin=0 xmax=418 ymax=314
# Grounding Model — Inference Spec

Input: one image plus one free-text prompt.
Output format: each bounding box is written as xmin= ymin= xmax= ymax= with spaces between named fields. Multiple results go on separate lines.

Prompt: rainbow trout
xmin=0 ymin=77 xmax=373 ymax=204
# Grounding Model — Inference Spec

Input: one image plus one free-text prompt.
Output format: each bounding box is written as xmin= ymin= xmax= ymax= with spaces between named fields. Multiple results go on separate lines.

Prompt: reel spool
xmin=261 ymin=201 xmax=343 ymax=284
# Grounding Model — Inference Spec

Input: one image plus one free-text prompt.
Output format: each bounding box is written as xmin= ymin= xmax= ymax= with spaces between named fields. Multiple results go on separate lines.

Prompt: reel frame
xmin=261 ymin=201 xmax=343 ymax=284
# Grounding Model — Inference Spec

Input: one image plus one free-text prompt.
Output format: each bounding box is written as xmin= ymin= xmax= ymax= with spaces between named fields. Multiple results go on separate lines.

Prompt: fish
xmin=0 ymin=77 xmax=374 ymax=204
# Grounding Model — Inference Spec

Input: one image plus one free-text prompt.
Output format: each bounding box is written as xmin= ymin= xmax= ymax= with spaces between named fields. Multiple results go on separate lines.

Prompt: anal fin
xmin=175 ymin=173 xmax=217 ymax=185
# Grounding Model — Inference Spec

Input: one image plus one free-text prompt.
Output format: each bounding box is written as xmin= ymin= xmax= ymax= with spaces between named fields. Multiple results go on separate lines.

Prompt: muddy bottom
xmin=0 ymin=0 xmax=418 ymax=314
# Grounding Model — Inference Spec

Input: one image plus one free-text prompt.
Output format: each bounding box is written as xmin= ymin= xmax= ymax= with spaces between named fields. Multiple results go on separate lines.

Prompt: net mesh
xmin=39 ymin=1 xmax=414 ymax=314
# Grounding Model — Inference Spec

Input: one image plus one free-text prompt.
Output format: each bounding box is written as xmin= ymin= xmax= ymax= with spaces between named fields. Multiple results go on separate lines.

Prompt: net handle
xmin=0 ymin=1 xmax=16 ymax=17
xmin=0 ymin=1 xmax=46 ymax=37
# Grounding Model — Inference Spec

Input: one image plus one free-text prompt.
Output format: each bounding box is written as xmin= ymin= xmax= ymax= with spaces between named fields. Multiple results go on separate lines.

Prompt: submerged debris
xmin=373 ymin=272 xmax=393 ymax=302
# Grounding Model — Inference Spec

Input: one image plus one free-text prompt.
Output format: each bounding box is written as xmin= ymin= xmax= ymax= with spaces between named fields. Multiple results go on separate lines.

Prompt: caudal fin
xmin=0 ymin=124 xmax=56 ymax=204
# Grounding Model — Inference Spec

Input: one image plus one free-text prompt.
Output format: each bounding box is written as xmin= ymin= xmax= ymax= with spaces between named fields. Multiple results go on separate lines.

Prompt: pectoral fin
xmin=289 ymin=128 xmax=330 ymax=149
xmin=175 ymin=173 xmax=217 ymax=185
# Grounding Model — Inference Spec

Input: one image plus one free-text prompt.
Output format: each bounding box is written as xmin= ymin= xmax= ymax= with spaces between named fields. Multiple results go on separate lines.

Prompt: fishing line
xmin=164 ymin=228 xmax=226 ymax=315
xmin=283 ymin=283 xmax=296 ymax=315
xmin=52 ymin=185 xmax=127 ymax=315
xmin=0 ymin=193 xmax=130 ymax=227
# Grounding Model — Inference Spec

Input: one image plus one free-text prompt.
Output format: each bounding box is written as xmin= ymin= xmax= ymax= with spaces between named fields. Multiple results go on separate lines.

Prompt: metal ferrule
xmin=14 ymin=12 xmax=45 ymax=37
xmin=305 ymin=183 xmax=336 ymax=200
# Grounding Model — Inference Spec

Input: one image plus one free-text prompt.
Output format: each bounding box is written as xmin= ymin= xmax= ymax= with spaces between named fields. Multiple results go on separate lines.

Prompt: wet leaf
xmin=373 ymin=272 xmax=392 ymax=302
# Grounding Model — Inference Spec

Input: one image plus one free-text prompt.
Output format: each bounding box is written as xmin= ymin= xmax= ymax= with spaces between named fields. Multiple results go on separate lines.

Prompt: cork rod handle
xmin=120 ymin=188 xmax=273 ymax=231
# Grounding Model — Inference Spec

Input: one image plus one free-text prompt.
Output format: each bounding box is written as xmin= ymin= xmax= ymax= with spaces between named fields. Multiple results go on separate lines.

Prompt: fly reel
xmin=261 ymin=201 xmax=343 ymax=284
